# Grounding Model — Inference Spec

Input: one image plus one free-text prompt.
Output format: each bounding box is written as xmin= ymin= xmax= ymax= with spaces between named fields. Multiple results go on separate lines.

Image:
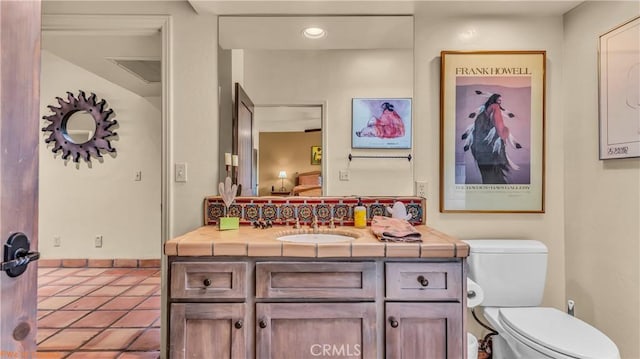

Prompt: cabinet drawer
xmin=171 ymin=262 xmax=247 ymax=300
xmin=386 ymin=262 xmax=461 ymax=300
xmin=256 ymin=262 xmax=376 ymax=299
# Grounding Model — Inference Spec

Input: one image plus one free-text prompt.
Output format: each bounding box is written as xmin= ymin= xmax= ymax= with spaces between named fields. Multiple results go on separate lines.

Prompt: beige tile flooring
xmin=37 ymin=266 xmax=160 ymax=359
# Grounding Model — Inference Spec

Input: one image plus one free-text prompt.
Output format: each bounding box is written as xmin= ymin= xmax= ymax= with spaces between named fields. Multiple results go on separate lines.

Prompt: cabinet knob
xmin=417 ymin=275 xmax=429 ymax=287
xmin=203 ymin=278 xmax=211 ymax=287
xmin=259 ymin=320 xmax=267 ymax=329
xmin=234 ymin=320 xmax=243 ymax=329
xmin=389 ymin=317 xmax=399 ymax=328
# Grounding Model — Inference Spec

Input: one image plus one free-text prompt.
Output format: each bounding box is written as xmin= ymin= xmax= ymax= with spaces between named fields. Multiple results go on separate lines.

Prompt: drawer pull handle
xmin=417 ymin=275 xmax=429 ymax=287
xmin=234 ymin=320 xmax=243 ymax=329
xmin=259 ymin=320 xmax=267 ymax=329
xmin=203 ymin=278 xmax=211 ymax=287
xmin=389 ymin=317 xmax=399 ymax=328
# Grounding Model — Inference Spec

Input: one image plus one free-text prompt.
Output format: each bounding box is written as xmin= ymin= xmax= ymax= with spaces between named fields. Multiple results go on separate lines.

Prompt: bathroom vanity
xmin=165 ymin=225 xmax=469 ymax=358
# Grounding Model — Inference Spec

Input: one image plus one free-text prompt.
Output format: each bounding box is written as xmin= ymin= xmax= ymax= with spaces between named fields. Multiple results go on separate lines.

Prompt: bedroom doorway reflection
xmin=256 ymin=105 xmax=323 ymax=197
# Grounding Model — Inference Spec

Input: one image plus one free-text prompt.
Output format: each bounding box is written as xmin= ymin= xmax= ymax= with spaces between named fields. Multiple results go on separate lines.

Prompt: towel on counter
xmin=371 ymin=215 xmax=422 ymax=242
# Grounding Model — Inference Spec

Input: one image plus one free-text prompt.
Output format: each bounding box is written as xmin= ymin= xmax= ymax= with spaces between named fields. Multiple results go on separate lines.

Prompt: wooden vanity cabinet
xmin=256 ymin=302 xmax=377 ymax=358
xmin=385 ymin=302 xmax=463 ymax=358
xmin=385 ymin=262 xmax=465 ymax=358
xmin=168 ymin=258 xmax=465 ymax=359
xmin=170 ymin=303 xmax=247 ymax=359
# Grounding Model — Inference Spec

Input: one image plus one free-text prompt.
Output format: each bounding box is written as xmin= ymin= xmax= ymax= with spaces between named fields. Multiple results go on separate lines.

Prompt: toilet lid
xmin=499 ymin=307 xmax=619 ymax=359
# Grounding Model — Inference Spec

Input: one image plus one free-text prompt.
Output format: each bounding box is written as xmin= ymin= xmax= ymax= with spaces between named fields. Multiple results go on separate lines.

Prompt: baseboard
xmin=39 ymin=258 xmax=161 ymax=268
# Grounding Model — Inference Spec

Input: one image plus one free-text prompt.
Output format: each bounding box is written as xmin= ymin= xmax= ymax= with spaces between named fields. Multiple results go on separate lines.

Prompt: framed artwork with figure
xmin=599 ymin=16 xmax=640 ymax=160
xmin=352 ymin=98 xmax=412 ymax=149
xmin=311 ymin=146 xmax=322 ymax=165
xmin=440 ymin=51 xmax=546 ymax=213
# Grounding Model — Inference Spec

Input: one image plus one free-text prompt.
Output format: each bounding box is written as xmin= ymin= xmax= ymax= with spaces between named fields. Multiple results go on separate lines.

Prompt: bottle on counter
xmin=353 ymin=197 xmax=367 ymax=228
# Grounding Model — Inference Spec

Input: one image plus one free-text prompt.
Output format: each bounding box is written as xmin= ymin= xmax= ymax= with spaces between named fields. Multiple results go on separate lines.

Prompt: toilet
xmin=464 ymin=239 xmax=620 ymax=359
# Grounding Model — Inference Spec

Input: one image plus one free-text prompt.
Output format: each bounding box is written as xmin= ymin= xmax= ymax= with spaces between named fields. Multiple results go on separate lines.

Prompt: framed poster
xmin=440 ymin=51 xmax=546 ymax=213
xmin=352 ymin=98 xmax=412 ymax=149
xmin=311 ymin=145 xmax=322 ymax=165
xmin=599 ymin=16 xmax=640 ymax=159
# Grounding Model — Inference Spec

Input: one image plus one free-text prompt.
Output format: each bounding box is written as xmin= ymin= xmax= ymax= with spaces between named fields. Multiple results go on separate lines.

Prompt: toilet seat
xmin=497 ymin=307 xmax=619 ymax=359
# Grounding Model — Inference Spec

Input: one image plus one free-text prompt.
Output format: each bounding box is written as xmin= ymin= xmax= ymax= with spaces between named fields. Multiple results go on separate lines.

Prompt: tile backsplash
xmin=204 ymin=196 xmax=425 ymax=226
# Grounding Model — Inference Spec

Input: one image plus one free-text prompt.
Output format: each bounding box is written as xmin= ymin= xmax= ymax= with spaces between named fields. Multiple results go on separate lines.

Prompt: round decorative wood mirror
xmin=42 ymin=90 xmax=118 ymax=163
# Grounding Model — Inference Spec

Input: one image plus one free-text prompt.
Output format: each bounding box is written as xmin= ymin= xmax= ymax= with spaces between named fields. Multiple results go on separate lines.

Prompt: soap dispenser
xmin=353 ymin=197 xmax=366 ymax=228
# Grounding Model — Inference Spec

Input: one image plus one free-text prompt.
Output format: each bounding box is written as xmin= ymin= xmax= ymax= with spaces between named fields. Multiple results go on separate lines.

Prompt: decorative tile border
xmin=204 ymin=196 xmax=426 ymax=226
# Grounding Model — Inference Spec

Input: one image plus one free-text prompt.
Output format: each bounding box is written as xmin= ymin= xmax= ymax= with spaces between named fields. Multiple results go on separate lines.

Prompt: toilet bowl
xmin=483 ymin=307 xmax=619 ymax=359
xmin=467 ymin=333 xmax=478 ymax=359
xmin=464 ymin=240 xmax=620 ymax=359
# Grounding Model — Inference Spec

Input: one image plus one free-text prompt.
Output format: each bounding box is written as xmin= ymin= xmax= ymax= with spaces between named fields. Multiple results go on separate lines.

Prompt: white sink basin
xmin=276 ymin=230 xmax=358 ymax=244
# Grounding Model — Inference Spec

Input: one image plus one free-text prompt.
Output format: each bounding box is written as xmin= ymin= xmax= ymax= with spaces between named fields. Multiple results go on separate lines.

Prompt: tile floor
xmin=37 ymin=266 xmax=161 ymax=359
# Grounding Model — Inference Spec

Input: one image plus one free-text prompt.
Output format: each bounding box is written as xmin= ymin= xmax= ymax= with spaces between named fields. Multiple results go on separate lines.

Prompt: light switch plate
xmin=175 ymin=163 xmax=187 ymax=182
xmin=339 ymin=170 xmax=350 ymax=181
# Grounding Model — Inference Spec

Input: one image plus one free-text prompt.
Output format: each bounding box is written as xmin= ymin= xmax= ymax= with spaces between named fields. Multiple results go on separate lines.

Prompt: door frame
xmin=41 ymin=14 xmax=173 ymax=357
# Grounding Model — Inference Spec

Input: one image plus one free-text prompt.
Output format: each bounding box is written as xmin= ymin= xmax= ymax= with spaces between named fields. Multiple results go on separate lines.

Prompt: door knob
xmin=1 ymin=233 xmax=39 ymax=278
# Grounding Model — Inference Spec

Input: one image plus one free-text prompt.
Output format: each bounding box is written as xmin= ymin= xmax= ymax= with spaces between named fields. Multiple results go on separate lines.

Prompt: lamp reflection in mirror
xmin=278 ymin=170 xmax=287 ymax=191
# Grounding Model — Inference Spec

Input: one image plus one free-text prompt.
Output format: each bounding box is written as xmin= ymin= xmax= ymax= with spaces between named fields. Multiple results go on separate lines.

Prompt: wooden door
xmin=0 ymin=0 xmax=42 ymax=355
xmin=170 ymin=303 xmax=247 ymax=359
xmin=233 ymin=83 xmax=256 ymax=196
xmin=256 ymin=303 xmax=376 ymax=359
xmin=386 ymin=302 xmax=464 ymax=359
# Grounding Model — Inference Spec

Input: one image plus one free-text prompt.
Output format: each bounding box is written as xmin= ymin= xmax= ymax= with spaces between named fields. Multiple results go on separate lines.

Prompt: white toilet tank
xmin=464 ymin=239 xmax=548 ymax=307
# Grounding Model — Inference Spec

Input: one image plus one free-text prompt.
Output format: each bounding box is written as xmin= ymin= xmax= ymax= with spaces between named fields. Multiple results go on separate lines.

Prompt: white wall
xmin=413 ymin=8 xmax=567 ymax=332
xmin=40 ymin=50 xmax=161 ymax=258
xmin=563 ymin=3 xmax=640 ymax=358
xmin=42 ymin=1 xmax=219 ymax=238
xmin=243 ymin=49 xmax=414 ymax=196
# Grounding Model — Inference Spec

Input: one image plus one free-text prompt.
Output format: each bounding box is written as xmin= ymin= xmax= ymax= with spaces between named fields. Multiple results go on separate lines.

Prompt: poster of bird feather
xmin=440 ymin=51 xmax=545 ymax=213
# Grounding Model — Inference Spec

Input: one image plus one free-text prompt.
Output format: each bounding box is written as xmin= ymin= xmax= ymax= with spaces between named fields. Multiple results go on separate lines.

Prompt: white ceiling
xmin=42 ymin=33 xmax=162 ymax=97
xmin=191 ymin=0 xmax=582 ymax=17
xmin=219 ymin=16 xmax=413 ymax=50
xmin=256 ymin=106 xmax=322 ymax=132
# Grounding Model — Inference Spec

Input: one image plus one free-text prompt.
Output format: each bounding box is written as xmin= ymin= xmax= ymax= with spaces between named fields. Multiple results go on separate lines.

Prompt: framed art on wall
xmin=599 ymin=16 xmax=640 ymax=160
xmin=440 ymin=51 xmax=546 ymax=213
xmin=352 ymin=98 xmax=412 ymax=149
xmin=311 ymin=145 xmax=322 ymax=165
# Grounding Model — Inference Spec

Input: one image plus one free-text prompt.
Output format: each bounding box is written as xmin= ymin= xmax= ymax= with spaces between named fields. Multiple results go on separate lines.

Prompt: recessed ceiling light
xmin=302 ymin=27 xmax=326 ymax=39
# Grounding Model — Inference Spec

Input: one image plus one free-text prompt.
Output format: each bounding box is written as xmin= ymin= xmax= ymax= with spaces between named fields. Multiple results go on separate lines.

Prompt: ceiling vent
xmin=110 ymin=59 xmax=161 ymax=83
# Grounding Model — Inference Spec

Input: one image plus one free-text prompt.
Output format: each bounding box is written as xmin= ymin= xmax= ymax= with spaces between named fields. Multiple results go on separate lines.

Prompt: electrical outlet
xmin=135 ymin=171 xmax=142 ymax=181
xmin=53 ymin=236 xmax=61 ymax=247
xmin=415 ymin=181 xmax=428 ymax=198
xmin=175 ymin=163 xmax=187 ymax=182
xmin=94 ymin=235 xmax=103 ymax=248
xmin=339 ymin=170 xmax=350 ymax=181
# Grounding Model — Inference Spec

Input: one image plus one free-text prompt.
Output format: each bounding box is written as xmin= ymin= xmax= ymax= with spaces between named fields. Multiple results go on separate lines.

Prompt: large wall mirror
xmin=218 ymin=16 xmax=414 ymax=196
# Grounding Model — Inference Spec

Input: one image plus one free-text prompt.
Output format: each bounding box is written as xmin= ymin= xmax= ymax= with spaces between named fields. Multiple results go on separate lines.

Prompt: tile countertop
xmin=164 ymin=225 xmax=469 ymax=258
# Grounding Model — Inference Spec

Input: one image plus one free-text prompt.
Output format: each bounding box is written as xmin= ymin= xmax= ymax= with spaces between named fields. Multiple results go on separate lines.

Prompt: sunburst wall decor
xmin=42 ymin=90 xmax=118 ymax=163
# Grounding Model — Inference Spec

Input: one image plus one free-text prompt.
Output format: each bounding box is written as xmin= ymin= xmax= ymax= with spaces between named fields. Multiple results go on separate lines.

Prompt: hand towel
xmin=371 ymin=216 xmax=422 ymax=242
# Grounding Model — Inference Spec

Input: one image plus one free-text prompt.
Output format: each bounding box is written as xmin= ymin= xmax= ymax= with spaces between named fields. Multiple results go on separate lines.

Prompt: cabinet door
xmin=256 ymin=303 xmax=376 ymax=359
xmin=386 ymin=302 xmax=463 ymax=359
xmin=170 ymin=303 xmax=247 ymax=359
